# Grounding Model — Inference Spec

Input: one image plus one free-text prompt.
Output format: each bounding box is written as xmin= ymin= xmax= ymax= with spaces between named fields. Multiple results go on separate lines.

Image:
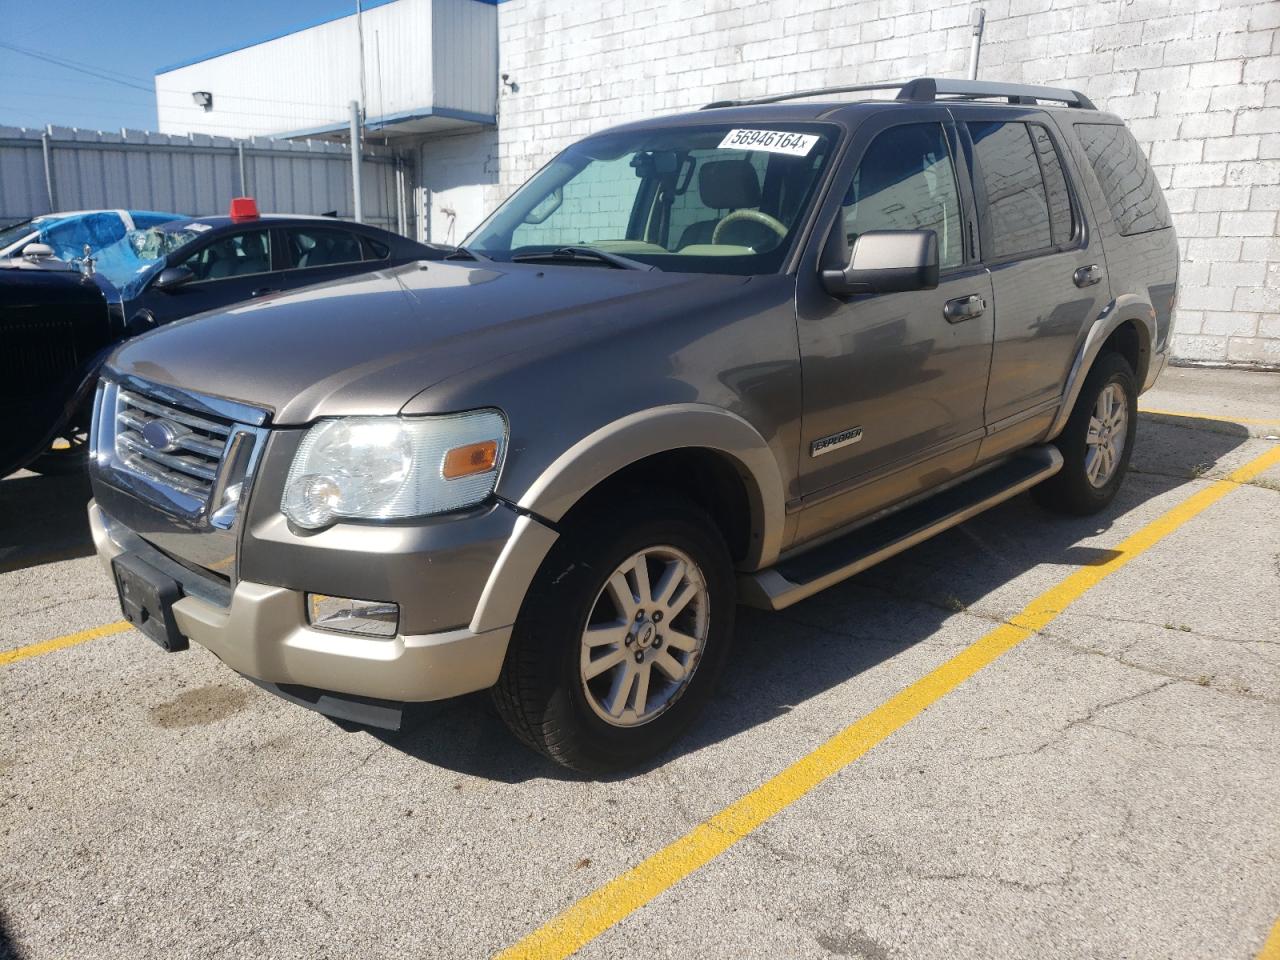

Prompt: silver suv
xmin=88 ymin=78 xmax=1178 ymax=772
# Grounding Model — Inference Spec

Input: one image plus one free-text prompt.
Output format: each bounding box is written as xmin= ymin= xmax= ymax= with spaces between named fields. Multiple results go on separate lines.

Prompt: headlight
xmin=281 ymin=410 xmax=507 ymax=529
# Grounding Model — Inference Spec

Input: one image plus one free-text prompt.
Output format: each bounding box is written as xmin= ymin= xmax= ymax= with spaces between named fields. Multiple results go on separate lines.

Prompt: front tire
xmin=27 ymin=429 xmax=91 ymax=476
xmin=491 ymin=495 xmax=736 ymax=774
xmin=1033 ymin=350 xmax=1137 ymax=515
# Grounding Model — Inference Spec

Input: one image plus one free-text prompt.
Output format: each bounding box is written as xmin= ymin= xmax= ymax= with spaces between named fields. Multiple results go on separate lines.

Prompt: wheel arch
xmin=469 ymin=404 xmax=786 ymax=636
xmin=515 ymin=404 xmax=786 ymax=570
xmin=1048 ymin=301 xmax=1154 ymax=441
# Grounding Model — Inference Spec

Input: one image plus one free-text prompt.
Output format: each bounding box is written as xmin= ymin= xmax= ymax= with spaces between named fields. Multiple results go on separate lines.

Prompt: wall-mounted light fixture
xmin=501 ymin=73 xmax=518 ymax=94
xmin=192 ymin=91 xmax=214 ymax=112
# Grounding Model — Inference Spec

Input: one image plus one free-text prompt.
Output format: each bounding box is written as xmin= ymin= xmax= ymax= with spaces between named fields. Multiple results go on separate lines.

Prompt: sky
xmin=0 ymin=0 xmax=393 ymax=133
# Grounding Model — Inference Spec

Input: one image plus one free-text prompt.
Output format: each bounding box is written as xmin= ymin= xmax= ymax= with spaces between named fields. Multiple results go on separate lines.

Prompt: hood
xmin=107 ymin=260 xmax=746 ymax=424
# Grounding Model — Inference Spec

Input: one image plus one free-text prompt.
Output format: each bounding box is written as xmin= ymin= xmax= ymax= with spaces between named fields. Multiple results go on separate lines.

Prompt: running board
xmin=740 ymin=445 xmax=1063 ymax=611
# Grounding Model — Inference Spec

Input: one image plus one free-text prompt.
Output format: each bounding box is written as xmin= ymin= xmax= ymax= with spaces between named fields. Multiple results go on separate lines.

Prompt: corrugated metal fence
xmin=0 ymin=126 xmax=415 ymax=236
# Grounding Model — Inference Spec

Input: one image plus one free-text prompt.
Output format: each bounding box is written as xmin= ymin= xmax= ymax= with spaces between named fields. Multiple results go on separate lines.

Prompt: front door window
xmin=840 ymin=122 xmax=964 ymax=269
xmin=180 ymin=230 xmax=271 ymax=281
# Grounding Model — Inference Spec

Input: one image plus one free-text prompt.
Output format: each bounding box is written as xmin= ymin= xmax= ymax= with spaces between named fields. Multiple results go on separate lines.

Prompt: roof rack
xmin=701 ymin=76 xmax=1096 ymax=111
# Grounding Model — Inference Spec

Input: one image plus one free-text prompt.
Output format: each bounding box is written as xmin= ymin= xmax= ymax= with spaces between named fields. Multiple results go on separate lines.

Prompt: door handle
xmin=251 ymin=287 xmax=280 ymax=297
xmin=1073 ymin=264 xmax=1102 ymax=287
xmin=944 ymin=294 xmax=986 ymax=323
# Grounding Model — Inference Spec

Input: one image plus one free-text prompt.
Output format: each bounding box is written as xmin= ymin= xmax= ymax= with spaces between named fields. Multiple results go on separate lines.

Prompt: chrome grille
xmin=114 ymin=389 xmax=233 ymax=501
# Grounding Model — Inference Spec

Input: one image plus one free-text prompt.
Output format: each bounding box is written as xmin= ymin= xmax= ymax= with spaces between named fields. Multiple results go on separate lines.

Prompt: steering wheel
xmin=711 ymin=209 xmax=788 ymax=245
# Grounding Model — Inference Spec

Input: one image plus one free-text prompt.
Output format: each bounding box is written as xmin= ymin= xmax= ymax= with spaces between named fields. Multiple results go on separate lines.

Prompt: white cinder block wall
xmin=493 ymin=0 xmax=1280 ymax=367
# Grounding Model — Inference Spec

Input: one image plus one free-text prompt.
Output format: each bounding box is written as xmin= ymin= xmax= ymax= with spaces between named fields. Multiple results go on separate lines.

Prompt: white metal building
xmin=157 ymin=0 xmax=1280 ymax=366
xmin=155 ymin=0 xmax=499 ymax=244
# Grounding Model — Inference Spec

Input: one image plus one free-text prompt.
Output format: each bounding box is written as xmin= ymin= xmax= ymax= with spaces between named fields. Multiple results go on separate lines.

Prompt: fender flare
xmin=469 ymin=404 xmax=787 ymax=634
xmin=515 ymin=403 xmax=786 ymax=564
xmin=1047 ymin=298 xmax=1155 ymax=440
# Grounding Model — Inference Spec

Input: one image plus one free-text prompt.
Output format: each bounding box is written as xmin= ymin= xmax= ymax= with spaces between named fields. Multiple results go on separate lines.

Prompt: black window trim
xmin=1026 ymin=121 xmax=1080 ymax=249
xmin=359 ymin=232 xmax=392 ymax=261
xmin=962 ymin=114 xmax=1087 ymax=269
xmin=940 ymin=116 xmax=976 ymax=275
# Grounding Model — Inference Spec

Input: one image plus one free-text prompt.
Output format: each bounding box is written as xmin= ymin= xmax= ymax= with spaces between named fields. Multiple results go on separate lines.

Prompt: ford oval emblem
xmin=141 ymin=419 xmax=182 ymax=453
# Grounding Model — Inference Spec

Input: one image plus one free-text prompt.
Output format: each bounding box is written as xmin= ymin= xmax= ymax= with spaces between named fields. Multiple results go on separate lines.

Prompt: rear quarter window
xmin=1075 ymin=123 xmax=1171 ymax=236
xmin=362 ymin=236 xmax=391 ymax=259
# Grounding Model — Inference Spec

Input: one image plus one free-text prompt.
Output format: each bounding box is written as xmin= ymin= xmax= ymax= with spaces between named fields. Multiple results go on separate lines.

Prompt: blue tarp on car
xmin=0 ymin=210 xmax=183 ymax=262
xmin=0 ymin=209 xmax=186 ymax=299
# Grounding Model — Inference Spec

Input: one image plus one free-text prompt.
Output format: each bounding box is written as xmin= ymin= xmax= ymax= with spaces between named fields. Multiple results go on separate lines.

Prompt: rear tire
xmin=491 ymin=495 xmax=736 ymax=774
xmin=1033 ymin=350 xmax=1137 ymax=516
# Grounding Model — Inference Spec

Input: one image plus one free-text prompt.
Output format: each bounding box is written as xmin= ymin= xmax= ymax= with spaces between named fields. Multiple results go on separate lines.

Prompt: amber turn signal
xmin=442 ymin=440 xmax=498 ymax=479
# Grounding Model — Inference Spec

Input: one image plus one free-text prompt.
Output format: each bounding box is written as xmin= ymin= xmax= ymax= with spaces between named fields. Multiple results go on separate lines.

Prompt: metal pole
xmin=237 ymin=141 xmax=247 ymax=195
xmin=356 ymin=0 xmax=368 ymax=126
xmin=41 ymin=128 xmax=56 ymax=211
xmin=968 ymin=7 xmax=986 ymax=80
xmin=349 ymin=100 xmax=364 ymax=223
xmin=395 ymin=160 xmax=407 ymax=236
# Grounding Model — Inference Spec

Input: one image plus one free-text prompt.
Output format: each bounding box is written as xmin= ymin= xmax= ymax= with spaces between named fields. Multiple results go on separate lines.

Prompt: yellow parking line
xmin=0 ymin=621 xmax=131 ymax=668
xmin=1259 ymin=916 xmax=1280 ymax=960
xmin=495 ymin=443 xmax=1280 ymax=960
xmin=1139 ymin=406 xmax=1280 ymax=428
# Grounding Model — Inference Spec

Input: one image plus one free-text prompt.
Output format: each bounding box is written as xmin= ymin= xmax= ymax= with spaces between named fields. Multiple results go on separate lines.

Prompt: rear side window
xmin=1075 ymin=123 xmax=1171 ymax=236
xmin=968 ymin=121 xmax=1053 ymax=258
xmin=286 ymin=228 xmax=365 ymax=269
xmin=842 ymin=122 xmax=964 ymax=269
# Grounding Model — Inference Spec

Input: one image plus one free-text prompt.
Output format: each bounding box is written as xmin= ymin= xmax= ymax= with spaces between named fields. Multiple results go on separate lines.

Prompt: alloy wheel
xmin=579 ymin=545 xmax=709 ymax=728
xmin=1085 ymin=382 xmax=1128 ymax=488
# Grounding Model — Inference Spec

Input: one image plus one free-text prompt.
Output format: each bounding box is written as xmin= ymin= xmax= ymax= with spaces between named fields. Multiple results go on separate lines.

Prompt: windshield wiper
xmin=510 ymin=246 xmax=657 ymax=272
xmin=444 ymin=245 xmax=491 ymax=262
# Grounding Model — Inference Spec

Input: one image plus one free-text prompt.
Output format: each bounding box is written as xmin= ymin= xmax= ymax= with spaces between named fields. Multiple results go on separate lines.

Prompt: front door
xmin=133 ymin=227 xmax=276 ymax=325
xmin=794 ymin=114 xmax=994 ymax=540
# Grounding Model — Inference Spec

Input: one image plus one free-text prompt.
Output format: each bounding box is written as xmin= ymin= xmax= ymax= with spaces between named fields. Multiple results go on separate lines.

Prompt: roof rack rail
xmin=702 ymin=82 xmax=903 ymax=110
xmin=701 ymin=76 xmax=1096 ymax=111
xmin=897 ymin=78 xmax=1096 ymax=109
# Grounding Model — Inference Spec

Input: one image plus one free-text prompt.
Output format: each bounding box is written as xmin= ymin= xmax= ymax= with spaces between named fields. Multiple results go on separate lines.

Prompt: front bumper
xmin=90 ymin=502 xmax=521 ymax=704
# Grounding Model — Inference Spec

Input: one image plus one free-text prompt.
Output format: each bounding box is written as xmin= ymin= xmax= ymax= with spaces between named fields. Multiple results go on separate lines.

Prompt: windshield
xmin=93 ymin=226 xmax=202 ymax=300
xmin=0 ymin=217 xmax=47 ymax=251
xmin=467 ymin=123 xmax=838 ymax=276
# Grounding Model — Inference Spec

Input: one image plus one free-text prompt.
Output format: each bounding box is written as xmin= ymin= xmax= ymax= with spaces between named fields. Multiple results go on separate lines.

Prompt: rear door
xmin=961 ymin=111 xmax=1110 ymax=436
xmin=794 ymin=110 xmax=994 ymax=538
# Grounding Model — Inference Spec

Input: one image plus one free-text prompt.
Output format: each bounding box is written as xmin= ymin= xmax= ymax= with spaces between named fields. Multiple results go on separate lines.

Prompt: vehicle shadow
xmin=0 ymin=470 xmax=95 ymax=574
xmin=0 ymin=906 xmax=21 ymax=960
xmin=375 ymin=415 xmax=1254 ymax=782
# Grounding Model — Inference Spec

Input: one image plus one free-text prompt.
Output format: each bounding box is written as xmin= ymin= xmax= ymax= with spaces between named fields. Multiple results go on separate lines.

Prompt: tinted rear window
xmin=1075 ymin=123 xmax=1171 ymax=236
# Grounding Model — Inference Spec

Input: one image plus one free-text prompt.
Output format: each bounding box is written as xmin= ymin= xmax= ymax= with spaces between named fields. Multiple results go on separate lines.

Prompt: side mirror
xmin=154 ymin=265 xmax=195 ymax=291
xmin=821 ymin=229 xmax=939 ymax=297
